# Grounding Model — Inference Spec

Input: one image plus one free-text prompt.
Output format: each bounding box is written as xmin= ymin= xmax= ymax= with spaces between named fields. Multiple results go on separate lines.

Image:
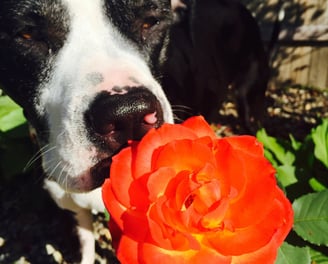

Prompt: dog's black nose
xmin=85 ymin=87 xmax=164 ymax=153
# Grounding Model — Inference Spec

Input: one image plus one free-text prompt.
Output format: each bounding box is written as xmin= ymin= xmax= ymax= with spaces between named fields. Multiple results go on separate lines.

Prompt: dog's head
xmin=0 ymin=0 xmax=183 ymax=192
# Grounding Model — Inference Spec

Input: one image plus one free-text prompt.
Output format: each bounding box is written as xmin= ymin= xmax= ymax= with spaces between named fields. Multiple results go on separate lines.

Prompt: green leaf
xmin=310 ymin=248 xmax=328 ymax=264
xmin=293 ymin=190 xmax=328 ymax=246
xmin=309 ymin=178 xmax=327 ymax=192
xmin=312 ymin=119 xmax=328 ymax=168
xmin=104 ymin=209 xmax=110 ymax=222
xmin=0 ymin=96 xmax=26 ymax=132
xmin=275 ymin=243 xmax=311 ymax=264
xmin=263 ymin=148 xmax=279 ymax=166
xmin=276 ymin=164 xmax=298 ymax=187
xmin=289 ymin=134 xmax=302 ymax=151
xmin=257 ymin=128 xmax=295 ymax=165
xmin=257 ymin=129 xmax=298 ymax=187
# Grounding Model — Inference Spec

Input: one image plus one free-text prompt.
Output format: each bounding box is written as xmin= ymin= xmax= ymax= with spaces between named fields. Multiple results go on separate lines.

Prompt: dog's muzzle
xmin=84 ymin=87 xmax=164 ymax=183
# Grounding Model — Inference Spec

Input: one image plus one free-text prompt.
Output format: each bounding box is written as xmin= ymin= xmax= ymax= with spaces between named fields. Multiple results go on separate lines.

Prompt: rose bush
xmin=102 ymin=116 xmax=293 ymax=264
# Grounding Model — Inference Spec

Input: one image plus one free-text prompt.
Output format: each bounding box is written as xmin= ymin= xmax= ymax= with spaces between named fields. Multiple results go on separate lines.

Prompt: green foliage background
xmin=257 ymin=122 xmax=328 ymax=263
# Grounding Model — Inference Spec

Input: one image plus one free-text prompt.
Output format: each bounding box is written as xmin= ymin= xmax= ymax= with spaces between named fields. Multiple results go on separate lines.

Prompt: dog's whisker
xmin=57 ymin=164 xmax=70 ymax=191
xmin=24 ymin=144 xmax=49 ymax=171
xmin=24 ymin=145 xmax=57 ymax=171
xmin=172 ymin=105 xmax=193 ymax=114
xmin=57 ymin=164 xmax=67 ymax=184
xmin=172 ymin=104 xmax=193 ymax=110
xmin=173 ymin=115 xmax=184 ymax=123
xmin=44 ymin=160 xmax=63 ymax=180
xmin=170 ymin=104 xmax=195 ymax=123
xmin=64 ymin=166 xmax=74 ymax=192
xmin=55 ymin=130 xmax=66 ymax=141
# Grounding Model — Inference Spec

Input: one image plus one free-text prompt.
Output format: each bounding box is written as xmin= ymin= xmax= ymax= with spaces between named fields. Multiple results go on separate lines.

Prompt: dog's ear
xmin=171 ymin=0 xmax=189 ymax=22
xmin=171 ymin=0 xmax=188 ymax=12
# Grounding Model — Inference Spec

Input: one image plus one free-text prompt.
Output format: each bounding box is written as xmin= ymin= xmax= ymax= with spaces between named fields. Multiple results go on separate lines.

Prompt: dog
xmin=161 ymin=0 xmax=270 ymax=131
xmin=0 ymin=0 xmax=177 ymax=262
xmin=0 ymin=0 xmax=269 ymax=262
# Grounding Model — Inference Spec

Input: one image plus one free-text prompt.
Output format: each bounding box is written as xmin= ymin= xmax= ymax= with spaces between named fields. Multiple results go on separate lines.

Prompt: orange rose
xmin=102 ymin=116 xmax=293 ymax=263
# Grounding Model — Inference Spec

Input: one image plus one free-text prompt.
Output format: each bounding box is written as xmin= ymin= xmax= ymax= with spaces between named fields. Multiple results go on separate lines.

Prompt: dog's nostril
xmin=97 ymin=123 xmax=116 ymax=136
xmin=93 ymin=111 xmax=158 ymax=136
xmin=144 ymin=112 xmax=158 ymax=125
xmin=85 ymin=88 xmax=164 ymax=152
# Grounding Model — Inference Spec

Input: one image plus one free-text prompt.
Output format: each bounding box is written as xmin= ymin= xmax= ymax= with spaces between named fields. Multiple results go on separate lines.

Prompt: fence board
xmin=244 ymin=0 xmax=328 ymax=89
xmin=293 ymin=46 xmax=312 ymax=85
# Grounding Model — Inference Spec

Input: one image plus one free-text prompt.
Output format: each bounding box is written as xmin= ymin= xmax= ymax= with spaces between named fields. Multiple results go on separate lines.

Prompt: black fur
xmin=161 ymin=0 xmax=269 ymax=131
xmin=0 ymin=0 xmax=69 ymax=140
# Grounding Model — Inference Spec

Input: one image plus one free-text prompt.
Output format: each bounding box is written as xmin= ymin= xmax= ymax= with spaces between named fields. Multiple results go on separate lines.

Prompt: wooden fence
xmin=242 ymin=0 xmax=328 ymax=90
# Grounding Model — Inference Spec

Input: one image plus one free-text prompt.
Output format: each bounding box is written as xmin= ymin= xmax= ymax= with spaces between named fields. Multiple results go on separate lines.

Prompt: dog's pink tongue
xmin=144 ymin=112 xmax=157 ymax=125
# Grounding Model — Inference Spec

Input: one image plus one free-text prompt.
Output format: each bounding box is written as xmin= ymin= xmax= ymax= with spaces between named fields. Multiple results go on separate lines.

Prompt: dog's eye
xmin=14 ymin=27 xmax=50 ymax=54
xmin=15 ymin=26 xmax=41 ymax=42
xmin=142 ymin=19 xmax=159 ymax=30
xmin=141 ymin=17 xmax=160 ymax=40
xmin=20 ymin=32 xmax=33 ymax=40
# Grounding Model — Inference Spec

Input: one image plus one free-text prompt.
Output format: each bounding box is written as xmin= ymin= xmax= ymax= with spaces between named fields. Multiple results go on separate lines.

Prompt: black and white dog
xmin=0 ymin=0 xmax=175 ymax=262
xmin=0 ymin=0 xmax=269 ymax=262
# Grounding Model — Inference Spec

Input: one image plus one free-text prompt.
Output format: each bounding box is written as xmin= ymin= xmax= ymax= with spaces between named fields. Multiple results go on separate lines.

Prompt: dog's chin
xmin=53 ymin=158 xmax=111 ymax=193
xmin=90 ymin=157 xmax=112 ymax=188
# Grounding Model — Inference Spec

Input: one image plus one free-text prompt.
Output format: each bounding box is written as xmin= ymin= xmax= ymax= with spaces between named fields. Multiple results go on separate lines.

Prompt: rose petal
xmin=103 ymin=182 xmax=149 ymax=241
xmin=182 ymin=115 xmax=217 ymax=139
xmin=146 ymin=199 xmax=199 ymax=251
xmin=121 ymin=211 xmax=150 ymax=241
xmin=195 ymin=162 xmax=221 ymax=185
xmin=215 ymin=139 xmax=277 ymax=227
xmin=223 ymin=136 xmax=265 ymax=157
xmin=147 ymin=167 xmax=177 ymax=201
xmin=108 ymin=147 xmax=134 ymax=208
xmin=116 ymin=235 xmax=139 ymax=263
xmin=192 ymin=178 xmax=222 ymax=214
xmin=232 ymin=190 xmax=293 ymax=263
xmin=134 ymin=124 xmax=198 ymax=178
xmin=169 ymin=171 xmax=200 ymax=211
xmin=140 ymin=242 xmax=232 ymax=264
xmin=102 ymin=178 xmax=126 ymax=229
xmin=207 ymin=191 xmax=293 ymax=256
xmin=153 ymin=139 xmax=216 ymax=174
xmin=147 ymin=207 xmax=179 ymax=250
xmin=199 ymin=197 xmax=230 ymax=230
xmin=108 ymin=219 xmax=122 ymax=250
xmin=108 ymin=144 xmax=153 ymax=211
